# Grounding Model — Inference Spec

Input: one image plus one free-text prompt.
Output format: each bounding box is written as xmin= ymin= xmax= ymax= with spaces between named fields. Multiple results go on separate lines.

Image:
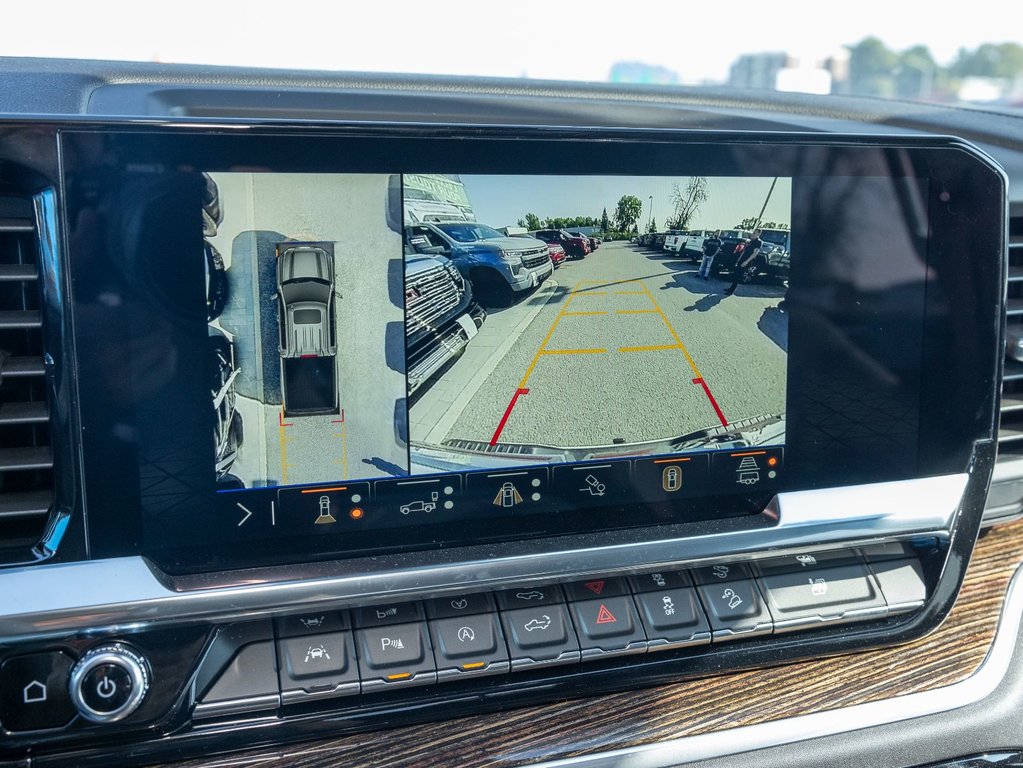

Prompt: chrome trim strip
xmin=0 ymin=475 xmax=967 ymax=641
xmin=529 ymin=557 xmax=1023 ymax=768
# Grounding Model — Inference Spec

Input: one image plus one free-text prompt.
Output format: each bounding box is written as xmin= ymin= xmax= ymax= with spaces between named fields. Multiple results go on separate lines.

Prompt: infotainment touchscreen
xmin=207 ymin=172 xmax=788 ymax=516
xmin=63 ymin=129 xmax=1002 ymax=571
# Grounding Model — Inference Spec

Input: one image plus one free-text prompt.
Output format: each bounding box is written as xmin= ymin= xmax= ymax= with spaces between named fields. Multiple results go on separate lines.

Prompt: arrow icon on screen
xmin=237 ymin=504 xmax=253 ymax=527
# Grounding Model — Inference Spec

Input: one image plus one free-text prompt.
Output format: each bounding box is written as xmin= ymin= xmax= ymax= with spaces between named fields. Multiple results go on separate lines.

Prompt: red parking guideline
xmin=490 ymin=388 xmax=530 ymax=446
xmin=692 ymin=377 xmax=728 ymax=427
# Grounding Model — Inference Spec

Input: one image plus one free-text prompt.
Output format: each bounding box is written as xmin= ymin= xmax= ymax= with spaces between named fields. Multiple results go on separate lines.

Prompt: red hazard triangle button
xmin=584 ymin=580 xmax=605 ymax=595
xmin=595 ymin=604 xmax=617 ymax=624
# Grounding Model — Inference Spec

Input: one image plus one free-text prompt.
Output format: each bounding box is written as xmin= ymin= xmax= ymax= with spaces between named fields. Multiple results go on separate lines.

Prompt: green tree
xmin=648 ymin=217 xmax=658 ymax=234
xmin=520 ymin=212 xmax=543 ymax=230
xmin=847 ymin=37 xmax=899 ymax=98
xmin=667 ymin=177 xmax=708 ymax=230
xmin=614 ymin=194 xmax=643 ymax=233
xmin=951 ymin=43 xmax=1023 ymax=78
xmin=601 ymin=207 xmax=610 ymax=232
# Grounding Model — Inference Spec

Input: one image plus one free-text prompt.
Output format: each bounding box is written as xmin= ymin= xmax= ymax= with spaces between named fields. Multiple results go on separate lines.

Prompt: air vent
xmin=1001 ymin=214 xmax=1023 ymax=456
xmin=0 ymin=194 xmax=54 ymax=560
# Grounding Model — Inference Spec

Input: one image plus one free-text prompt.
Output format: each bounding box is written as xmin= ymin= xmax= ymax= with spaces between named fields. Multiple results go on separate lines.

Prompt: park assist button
xmin=631 ymin=454 xmax=711 ymax=502
xmin=355 ymin=622 xmax=436 ymax=691
xmin=430 ymin=613 xmax=509 ymax=678
xmin=501 ymin=604 xmax=580 ymax=669
xmin=464 ymin=466 xmax=549 ymax=513
xmin=635 ymin=588 xmax=712 ymax=650
xmin=568 ymin=596 xmax=647 ymax=659
xmin=276 ymin=610 xmax=348 ymax=637
xmin=0 ymin=651 xmax=76 ymax=732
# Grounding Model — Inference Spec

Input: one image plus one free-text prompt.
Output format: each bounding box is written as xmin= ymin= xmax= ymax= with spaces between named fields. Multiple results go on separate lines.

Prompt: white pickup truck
xmin=680 ymin=229 xmax=715 ymax=259
xmin=663 ymin=230 xmax=688 ymax=253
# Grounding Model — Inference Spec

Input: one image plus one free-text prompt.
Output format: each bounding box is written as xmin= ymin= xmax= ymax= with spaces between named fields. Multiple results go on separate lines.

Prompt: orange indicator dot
xmin=350 ymin=507 xmax=365 ymax=520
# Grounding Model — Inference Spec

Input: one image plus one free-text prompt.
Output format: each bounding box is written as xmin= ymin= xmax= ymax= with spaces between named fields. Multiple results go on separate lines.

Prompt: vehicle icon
xmin=303 ymin=644 xmax=331 ymax=663
xmin=515 ymin=590 xmax=545 ymax=601
xmin=523 ymin=615 xmax=552 ymax=632
xmin=400 ymin=492 xmax=439 ymax=515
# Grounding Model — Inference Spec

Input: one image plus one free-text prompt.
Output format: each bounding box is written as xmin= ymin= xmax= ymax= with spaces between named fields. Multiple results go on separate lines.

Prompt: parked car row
xmin=632 ymin=226 xmax=790 ymax=282
xmin=403 ymin=221 xmax=603 ymax=394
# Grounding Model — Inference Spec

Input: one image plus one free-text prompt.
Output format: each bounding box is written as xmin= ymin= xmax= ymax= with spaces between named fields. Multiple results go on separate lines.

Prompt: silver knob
xmin=69 ymin=644 xmax=150 ymax=724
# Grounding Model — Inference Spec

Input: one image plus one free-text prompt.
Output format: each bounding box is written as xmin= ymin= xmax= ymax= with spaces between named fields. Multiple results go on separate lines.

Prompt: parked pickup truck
xmin=405 ymin=221 xmax=553 ymax=305
xmin=663 ymin=230 xmax=689 ymax=253
xmin=277 ymin=244 xmax=339 ymax=416
xmin=405 ymin=249 xmax=487 ymax=394
xmin=682 ymin=229 xmax=715 ymax=259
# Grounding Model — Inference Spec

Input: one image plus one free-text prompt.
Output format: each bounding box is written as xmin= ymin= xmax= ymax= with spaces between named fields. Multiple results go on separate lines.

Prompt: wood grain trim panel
xmin=167 ymin=521 xmax=1023 ymax=768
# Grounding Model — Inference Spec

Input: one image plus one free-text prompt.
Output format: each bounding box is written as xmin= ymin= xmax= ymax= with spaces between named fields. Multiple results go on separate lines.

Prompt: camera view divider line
xmin=636 ymin=281 xmax=730 ymax=428
xmin=489 ymin=279 xmax=586 ymax=447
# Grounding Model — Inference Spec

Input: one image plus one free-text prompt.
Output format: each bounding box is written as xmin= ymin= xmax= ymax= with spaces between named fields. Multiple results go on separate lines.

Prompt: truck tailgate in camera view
xmin=277 ymin=243 xmax=339 ymax=416
xmin=409 ymin=174 xmax=790 ymax=477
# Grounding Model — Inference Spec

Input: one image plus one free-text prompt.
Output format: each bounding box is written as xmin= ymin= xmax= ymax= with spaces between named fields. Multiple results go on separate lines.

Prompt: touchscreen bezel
xmin=57 ymin=124 xmax=1005 ymax=573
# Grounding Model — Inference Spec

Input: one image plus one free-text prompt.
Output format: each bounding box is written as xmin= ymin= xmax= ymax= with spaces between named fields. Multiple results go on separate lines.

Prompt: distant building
xmin=609 ymin=62 xmax=680 ymax=85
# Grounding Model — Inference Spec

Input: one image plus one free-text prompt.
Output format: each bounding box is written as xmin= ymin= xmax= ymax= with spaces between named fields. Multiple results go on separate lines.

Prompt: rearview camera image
xmin=405 ymin=175 xmax=790 ymax=474
xmin=206 ymin=172 xmax=408 ymax=489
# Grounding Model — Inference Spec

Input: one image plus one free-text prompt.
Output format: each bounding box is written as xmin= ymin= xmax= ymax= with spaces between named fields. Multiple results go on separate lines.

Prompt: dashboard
xmin=0 ymin=57 xmax=1021 ymax=768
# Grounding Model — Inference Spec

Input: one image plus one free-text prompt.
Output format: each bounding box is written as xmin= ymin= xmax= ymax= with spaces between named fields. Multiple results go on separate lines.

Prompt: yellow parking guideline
xmin=563 ymin=311 xmax=608 ymax=317
xmin=614 ymin=290 xmax=646 ymax=295
xmin=638 ymin=281 xmax=703 ymax=378
xmin=518 ymin=280 xmax=586 ymax=389
xmin=615 ymin=309 xmax=658 ymax=315
xmin=279 ymin=410 xmax=291 ymax=485
xmin=619 ymin=344 xmax=683 ymax=352
xmin=542 ymin=348 xmax=607 ymax=355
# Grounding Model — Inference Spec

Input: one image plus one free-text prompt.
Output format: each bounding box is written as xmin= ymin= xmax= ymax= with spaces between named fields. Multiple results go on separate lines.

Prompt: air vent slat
xmin=0 ymin=447 xmax=53 ymax=472
xmin=0 ymin=264 xmax=37 ymax=282
xmin=1010 ymin=265 xmax=1023 ymax=283
xmin=0 ymin=217 xmax=34 ymax=232
xmin=0 ymin=401 xmax=48 ymax=425
xmin=1004 ymin=360 xmax=1023 ymax=382
xmin=1008 ymin=299 xmax=1023 ymax=317
xmin=1002 ymin=395 xmax=1023 ymax=413
xmin=0 ymin=491 xmax=52 ymax=520
xmin=0 ymin=310 xmax=42 ymax=330
xmin=2 ymin=356 xmax=45 ymax=378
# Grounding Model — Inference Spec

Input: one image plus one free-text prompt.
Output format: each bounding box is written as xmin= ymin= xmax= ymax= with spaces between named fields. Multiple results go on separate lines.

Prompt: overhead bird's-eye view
xmin=1 ymin=4 xmax=1022 ymax=768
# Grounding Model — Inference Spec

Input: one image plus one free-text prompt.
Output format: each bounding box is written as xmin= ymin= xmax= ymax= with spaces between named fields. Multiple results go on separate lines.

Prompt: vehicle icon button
xmin=501 ymin=604 xmax=580 ymax=668
xmin=425 ymin=592 xmax=496 ymax=619
xmin=496 ymin=584 xmax=565 ymax=609
xmin=465 ymin=467 xmax=548 ymax=511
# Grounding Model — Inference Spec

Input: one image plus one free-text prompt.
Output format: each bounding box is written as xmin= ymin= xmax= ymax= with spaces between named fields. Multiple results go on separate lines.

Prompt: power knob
xmin=69 ymin=644 xmax=150 ymax=724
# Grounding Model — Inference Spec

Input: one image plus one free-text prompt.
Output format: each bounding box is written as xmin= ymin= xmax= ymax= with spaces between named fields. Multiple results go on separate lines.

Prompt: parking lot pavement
xmin=212 ymin=173 xmax=407 ymax=487
xmin=412 ymin=240 xmax=786 ymax=453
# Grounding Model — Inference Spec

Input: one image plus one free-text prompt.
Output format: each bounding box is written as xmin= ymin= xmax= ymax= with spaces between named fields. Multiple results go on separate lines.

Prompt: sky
xmin=3 ymin=1 xmax=1020 ymax=85
xmin=462 ymin=176 xmax=792 ymax=231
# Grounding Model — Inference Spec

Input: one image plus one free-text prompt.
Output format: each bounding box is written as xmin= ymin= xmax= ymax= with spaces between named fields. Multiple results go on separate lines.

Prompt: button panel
xmin=3 ymin=543 xmax=932 ymax=741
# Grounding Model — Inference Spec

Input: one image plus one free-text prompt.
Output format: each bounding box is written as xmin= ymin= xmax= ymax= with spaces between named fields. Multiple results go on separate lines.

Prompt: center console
xmin=0 ymin=120 xmax=1006 ymax=766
